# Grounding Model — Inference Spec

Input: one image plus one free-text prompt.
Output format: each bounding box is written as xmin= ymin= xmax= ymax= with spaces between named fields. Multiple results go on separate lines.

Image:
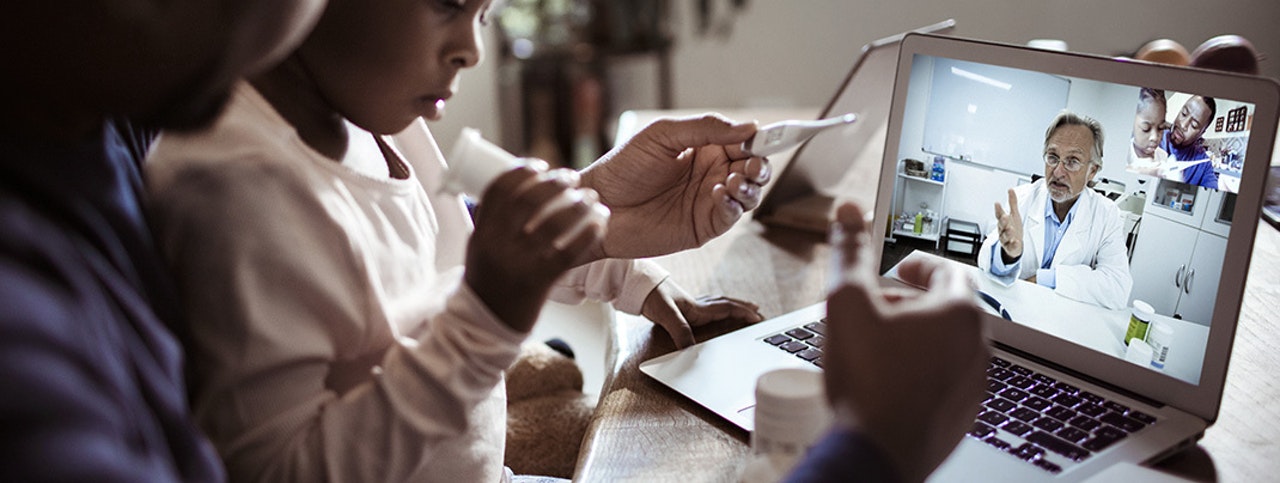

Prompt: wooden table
xmin=570 ymin=142 xmax=1280 ymax=482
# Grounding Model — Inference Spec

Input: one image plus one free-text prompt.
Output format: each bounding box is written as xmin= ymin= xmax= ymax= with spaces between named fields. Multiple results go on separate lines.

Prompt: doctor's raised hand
xmin=821 ymin=202 xmax=988 ymax=483
xmin=580 ymin=114 xmax=770 ymax=259
xmin=994 ymin=188 xmax=1024 ymax=262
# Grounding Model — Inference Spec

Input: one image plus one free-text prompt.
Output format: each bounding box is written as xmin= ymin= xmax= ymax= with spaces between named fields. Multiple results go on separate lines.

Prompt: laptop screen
xmin=878 ymin=51 xmax=1264 ymax=387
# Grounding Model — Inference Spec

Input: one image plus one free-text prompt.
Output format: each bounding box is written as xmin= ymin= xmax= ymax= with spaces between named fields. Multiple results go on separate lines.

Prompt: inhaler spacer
xmin=444 ymin=128 xmax=609 ymax=250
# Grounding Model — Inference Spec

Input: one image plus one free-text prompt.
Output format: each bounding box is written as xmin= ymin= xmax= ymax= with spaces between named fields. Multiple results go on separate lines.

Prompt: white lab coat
xmin=978 ymin=179 xmax=1133 ymax=310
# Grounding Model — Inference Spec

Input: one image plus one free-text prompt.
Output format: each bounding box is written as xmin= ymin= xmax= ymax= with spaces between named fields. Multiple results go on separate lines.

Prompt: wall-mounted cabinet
xmin=1128 ymin=181 xmax=1232 ymax=325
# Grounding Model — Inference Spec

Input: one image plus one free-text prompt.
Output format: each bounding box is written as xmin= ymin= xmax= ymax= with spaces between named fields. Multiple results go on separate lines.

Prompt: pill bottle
xmin=1124 ymin=338 xmax=1154 ymax=366
xmin=1125 ymin=300 xmax=1154 ymax=345
xmin=1146 ymin=321 xmax=1174 ymax=370
xmin=740 ymin=368 xmax=831 ymax=483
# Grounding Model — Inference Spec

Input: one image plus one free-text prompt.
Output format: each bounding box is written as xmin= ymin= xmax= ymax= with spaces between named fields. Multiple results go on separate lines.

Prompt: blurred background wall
xmin=429 ymin=0 xmax=1279 ymax=165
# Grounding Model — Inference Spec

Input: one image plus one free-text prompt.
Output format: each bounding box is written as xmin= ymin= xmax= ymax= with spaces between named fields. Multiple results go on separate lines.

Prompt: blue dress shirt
xmin=990 ymin=195 xmax=1081 ymax=289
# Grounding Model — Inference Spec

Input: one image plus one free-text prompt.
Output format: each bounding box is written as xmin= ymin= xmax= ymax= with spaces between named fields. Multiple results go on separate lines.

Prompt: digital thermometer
xmin=741 ymin=113 xmax=857 ymax=157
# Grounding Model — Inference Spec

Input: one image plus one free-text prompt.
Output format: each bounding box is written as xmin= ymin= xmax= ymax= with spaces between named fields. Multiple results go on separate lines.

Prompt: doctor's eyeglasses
xmin=1043 ymin=153 xmax=1090 ymax=172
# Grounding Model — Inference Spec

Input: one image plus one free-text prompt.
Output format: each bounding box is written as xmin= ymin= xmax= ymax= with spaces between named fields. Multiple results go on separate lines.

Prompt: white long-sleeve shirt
xmin=145 ymin=83 xmax=666 ymax=482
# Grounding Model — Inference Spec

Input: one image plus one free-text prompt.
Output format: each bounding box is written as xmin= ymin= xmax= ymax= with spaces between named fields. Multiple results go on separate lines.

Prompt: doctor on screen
xmin=978 ymin=111 xmax=1133 ymax=310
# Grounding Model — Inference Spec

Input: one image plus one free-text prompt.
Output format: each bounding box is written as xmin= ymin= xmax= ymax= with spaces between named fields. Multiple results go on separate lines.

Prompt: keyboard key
xmin=1032 ymin=417 xmax=1065 ymax=433
xmin=1032 ymin=373 xmax=1057 ymax=386
xmin=1033 ymin=459 xmax=1063 ymax=474
xmin=1079 ymin=391 xmax=1105 ymax=404
xmin=1083 ymin=433 xmax=1122 ymax=451
xmin=1010 ymin=407 xmax=1040 ymax=422
xmin=978 ymin=410 xmax=1010 ymax=426
xmin=1068 ymin=415 xmax=1101 ymax=432
xmin=813 ymin=358 xmax=824 ymax=368
xmin=999 ymin=387 xmax=1029 ymax=402
xmin=1008 ymin=376 xmax=1035 ymax=389
xmin=1029 ymin=384 xmax=1059 ymax=398
xmin=984 ymin=436 xmax=1013 ymax=451
xmin=986 ymin=398 xmax=1017 ymax=413
xmin=1009 ymin=364 xmax=1033 ymax=376
xmin=785 ymin=328 xmax=815 ymax=340
xmin=1023 ymin=397 xmax=1052 ymax=412
xmin=779 ymin=341 xmax=807 ymax=353
xmin=970 ymin=422 xmax=996 ymax=439
xmin=764 ymin=334 xmax=791 ymax=345
xmin=1051 ymin=393 xmax=1082 ymax=408
xmin=1027 ymin=431 xmax=1091 ymax=461
xmin=991 ymin=356 xmax=1011 ymax=367
xmin=1095 ymin=425 xmax=1128 ymax=440
xmin=1001 ymin=420 xmax=1034 ymax=437
xmin=804 ymin=321 xmax=827 ymax=335
xmin=1010 ymin=443 xmax=1045 ymax=461
xmin=1103 ymin=401 xmax=1130 ymax=414
xmin=806 ymin=335 xmax=826 ymax=348
xmin=1054 ymin=381 xmax=1080 ymax=394
xmin=1129 ymin=410 xmax=1157 ymax=425
xmin=1056 ymin=426 xmax=1090 ymax=443
xmin=987 ymin=380 xmax=1008 ymax=394
xmin=988 ymin=367 xmax=1015 ymax=381
xmin=1076 ymin=403 xmax=1106 ymax=418
xmin=1046 ymin=406 xmax=1076 ymax=422
xmin=795 ymin=348 xmax=822 ymax=362
xmin=1099 ymin=412 xmax=1146 ymax=433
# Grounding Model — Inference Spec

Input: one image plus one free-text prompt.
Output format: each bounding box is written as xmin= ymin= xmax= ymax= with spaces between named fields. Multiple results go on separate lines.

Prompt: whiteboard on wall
xmin=922 ymin=58 xmax=1070 ymax=176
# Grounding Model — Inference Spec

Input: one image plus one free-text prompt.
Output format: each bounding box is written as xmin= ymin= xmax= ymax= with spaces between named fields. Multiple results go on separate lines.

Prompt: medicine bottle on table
xmin=1146 ymin=321 xmax=1174 ymax=370
xmin=1125 ymin=300 xmax=1154 ymax=345
xmin=739 ymin=368 xmax=831 ymax=483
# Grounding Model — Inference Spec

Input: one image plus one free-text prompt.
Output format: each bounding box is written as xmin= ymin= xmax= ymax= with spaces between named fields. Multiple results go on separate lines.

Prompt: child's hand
xmin=465 ymin=165 xmax=609 ymax=333
xmin=640 ymin=279 xmax=763 ymax=349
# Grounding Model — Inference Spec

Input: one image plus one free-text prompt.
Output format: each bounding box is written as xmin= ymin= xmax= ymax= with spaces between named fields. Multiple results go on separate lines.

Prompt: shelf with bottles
xmin=1149 ymin=179 xmax=1202 ymax=217
xmin=899 ymin=156 xmax=948 ymax=186
xmin=891 ymin=210 xmax=942 ymax=242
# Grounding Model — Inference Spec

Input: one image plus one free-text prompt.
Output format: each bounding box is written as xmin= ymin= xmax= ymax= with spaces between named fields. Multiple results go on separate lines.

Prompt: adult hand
xmin=825 ymin=202 xmax=989 ymax=483
xmin=466 ymin=166 xmax=609 ymax=333
xmin=640 ymin=279 xmax=763 ymax=349
xmin=580 ymin=114 xmax=769 ymax=259
xmin=994 ymin=188 xmax=1024 ymax=262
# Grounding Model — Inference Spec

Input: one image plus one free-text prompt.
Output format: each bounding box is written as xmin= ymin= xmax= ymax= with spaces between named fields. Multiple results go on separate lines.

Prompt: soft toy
xmin=504 ymin=341 xmax=596 ymax=478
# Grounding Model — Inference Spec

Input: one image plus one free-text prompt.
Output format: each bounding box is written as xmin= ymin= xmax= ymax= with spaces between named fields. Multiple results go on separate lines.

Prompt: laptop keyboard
xmin=762 ymin=320 xmax=828 ymax=368
xmin=764 ymin=323 xmax=1160 ymax=474
xmin=971 ymin=356 xmax=1158 ymax=473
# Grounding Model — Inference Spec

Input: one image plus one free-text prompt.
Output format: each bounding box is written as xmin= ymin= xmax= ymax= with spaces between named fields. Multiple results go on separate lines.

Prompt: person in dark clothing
xmin=0 ymin=2 xmax=325 ymax=480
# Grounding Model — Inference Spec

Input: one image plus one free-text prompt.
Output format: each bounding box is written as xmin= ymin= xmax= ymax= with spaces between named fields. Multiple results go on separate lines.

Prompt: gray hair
xmin=1044 ymin=110 xmax=1105 ymax=168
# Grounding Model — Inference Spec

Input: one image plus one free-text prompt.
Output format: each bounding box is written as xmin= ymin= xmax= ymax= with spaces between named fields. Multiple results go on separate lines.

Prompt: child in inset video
xmin=1126 ymin=87 xmax=1169 ymax=177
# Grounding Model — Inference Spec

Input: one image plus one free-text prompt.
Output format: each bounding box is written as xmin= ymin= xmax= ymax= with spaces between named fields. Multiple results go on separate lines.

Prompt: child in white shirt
xmin=146 ymin=0 xmax=770 ymax=481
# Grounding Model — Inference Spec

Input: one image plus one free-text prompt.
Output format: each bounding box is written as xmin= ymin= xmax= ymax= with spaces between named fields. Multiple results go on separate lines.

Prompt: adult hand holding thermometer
xmin=741 ymin=113 xmax=857 ymax=158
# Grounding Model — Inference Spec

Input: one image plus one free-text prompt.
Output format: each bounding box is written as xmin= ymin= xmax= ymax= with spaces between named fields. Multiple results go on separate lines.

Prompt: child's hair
xmin=1137 ymin=88 xmax=1167 ymax=113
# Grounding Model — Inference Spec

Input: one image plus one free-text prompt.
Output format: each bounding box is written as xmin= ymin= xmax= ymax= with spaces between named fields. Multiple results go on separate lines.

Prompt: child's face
xmin=1131 ymin=101 xmax=1165 ymax=157
xmin=298 ymin=0 xmax=491 ymax=134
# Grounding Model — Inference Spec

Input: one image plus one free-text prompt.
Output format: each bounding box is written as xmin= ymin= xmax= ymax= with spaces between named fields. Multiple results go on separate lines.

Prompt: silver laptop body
xmin=642 ymin=33 xmax=1280 ymax=481
xmin=754 ymin=19 xmax=956 ymax=233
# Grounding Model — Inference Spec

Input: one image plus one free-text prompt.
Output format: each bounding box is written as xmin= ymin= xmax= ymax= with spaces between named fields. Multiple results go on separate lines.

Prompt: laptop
xmin=641 ymin=33 xmax=1280 ymax=481
xmin=753 ymin=19 xmax=956 ymax=233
